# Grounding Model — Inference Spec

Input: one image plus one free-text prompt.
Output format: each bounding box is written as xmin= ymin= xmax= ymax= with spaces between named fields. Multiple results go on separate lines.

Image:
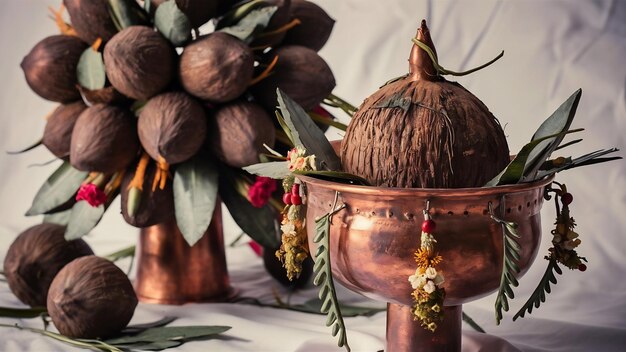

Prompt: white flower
xmin=408 ymin=271 xmax=426 ymax=289
xmin=281 ymin=222 xmax=296 ymax=236
xmin=433 ymin=273 xmax=445 ymax=286
xmin=423 ymin=280 xmax=436 ymax=294
xmin=306 ymin=155 xmax=317 ymax=170
xmin=425 ymin=267 xmax=438 ymax=279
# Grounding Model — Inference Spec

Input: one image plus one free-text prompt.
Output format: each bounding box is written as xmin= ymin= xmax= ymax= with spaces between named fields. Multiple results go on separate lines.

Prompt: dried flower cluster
xmin=548 ymin=183 xmax=587 ymax=271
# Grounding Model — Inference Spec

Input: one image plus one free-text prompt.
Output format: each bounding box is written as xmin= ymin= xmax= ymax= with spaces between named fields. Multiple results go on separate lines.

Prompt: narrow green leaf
xmin=105 ymin=326 xmax=231 ymax=345
xmin=108 ymin=0 xmax=149 ymax=29
xmin=218 ymin=6 xmax=277 ymax=43
xmin=43 ymin=209 xmax=72 ymax=226
xmin=77 ymin=48 xmax=106 ymax=90
xmin=292 ymin=170 xmax=369 ymax=186
xmin=277 ymin=89 xmax=343 ymax=171
xmin=104 ymin=245 xmax=136 ymax=263
xmin=243 ymin=161 xmax=290 ymax=179
xmin=513 ymin=259 xmax=563 ymax=321
xmin=554 ymin=138 xmax=583 ymax=151
xmin=536 ymin=148 xmax=622 ymax=179
xmin=462 ymin=312 xmax=486 ymax=333
xmin=215 ymin=0 xmax=266 ymax=29
xmin=173 ymin=156 xmax=219 ymax=246
xmin=26 ymin=162 xmax=88 ymax=216
xmin=121 ymin=317 xmax=178 ymax=334
xmin=0 ymin=306 xmax=47 ymax=319
xmin=65 ymin=202 xmax=105 ymax=240
xmin=113 ymin=340 xmax=182 ymax=350
xmin=219 ymin=170 xmax=280 ymax=249
xmin=523 ymin=89 xmax=582 ymax=180
xmin=154 ymin=1 xmax=192 ymax=46
xmin=6 ymin=138 xmax=42 ymax=154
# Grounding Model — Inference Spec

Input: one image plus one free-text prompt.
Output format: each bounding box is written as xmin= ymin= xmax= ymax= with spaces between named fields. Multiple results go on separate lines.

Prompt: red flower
xmin=248 ymin=176 xmax=277 ymax=208
xmin=248 ymin=241 xmax=263 ymax=257
xmin=76 ymin=183 xmax=107 ymax=207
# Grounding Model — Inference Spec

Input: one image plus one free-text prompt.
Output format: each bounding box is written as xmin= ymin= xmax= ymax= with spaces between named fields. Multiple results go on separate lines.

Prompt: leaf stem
xmin=0 ymin=323 xmax=118 ymax=351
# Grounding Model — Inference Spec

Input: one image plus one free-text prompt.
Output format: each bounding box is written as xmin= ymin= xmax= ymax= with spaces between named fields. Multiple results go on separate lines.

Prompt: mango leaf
xmin=122 ymin=317 xmax=177 ymax=334
xmin=485 ymin=129 xmax=583 ymax=186
xmin=43 ymin=209 xmax=72 ymax=226
xmin=218 ymin=6 xmax=277 ymax=43
xmin=215 ymin=0 xmax=266 ymax=29
xmin=243 ymin=161 xmax=290 ymax=179
xmin=77 ymin=48 xmax=106 ymax=90
xmin=291 ymin=299 xmax=385 ymax=317
xmin=105 ymin=326 xmax=231 ymax=345
xmin=0 ymin=306 xmax=47 ymax=319
xmin=154 ymin=1 xmax=192 ymax=46
xmin=522 ymin=89 xmax=582 ymax=181
xmin=173 ymin=156 xmax=219 ymax=246
xmin=108 ymin=0 xmax=149 ymax=30
xmin=114 ymin=340 xmax=182 ymax=350
xmin=219 ymin=172 xmax=280 ymax=249
xmin=535 ymin=148 xmax=621 ymax=179
xmin=26 ymin=162 xmax=88 ymax=216
xmin=65 ymin=202 xmax=105 ymax=240
xmin=277 ymin=89 xmax=342 ymax=171
xmin=292 ymin=170 xmax=369 ymax=186
xmin=6 ymin=138 xmax=42 ymax=154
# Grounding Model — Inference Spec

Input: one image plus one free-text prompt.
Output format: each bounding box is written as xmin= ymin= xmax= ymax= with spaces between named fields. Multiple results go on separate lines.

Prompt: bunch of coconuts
xmin=3 ymin=223 xmax=137 ymax=339
xmin=341 ymin=20 xmax=509 ymax=189
xmin=21 ymin=0 xmax=337 ymax=229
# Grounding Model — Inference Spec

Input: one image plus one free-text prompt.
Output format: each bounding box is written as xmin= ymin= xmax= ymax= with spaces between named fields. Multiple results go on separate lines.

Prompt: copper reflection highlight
xmin=300 ymin=174 xmax=553 ymax=351
xmin=134 ymin=204 xmax=234 ymax=304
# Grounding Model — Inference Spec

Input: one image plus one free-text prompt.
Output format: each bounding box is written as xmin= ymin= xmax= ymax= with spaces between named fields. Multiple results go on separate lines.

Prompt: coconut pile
xmin=22 ymin=0 xmax=336 ymax=228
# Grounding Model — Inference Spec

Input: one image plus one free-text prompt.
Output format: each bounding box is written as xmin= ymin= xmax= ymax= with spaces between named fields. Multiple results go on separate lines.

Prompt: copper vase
xmin=299 ymin=174 xmax=554 ymax=352
xmin=134 ymin=203 xmax=234 ymax=304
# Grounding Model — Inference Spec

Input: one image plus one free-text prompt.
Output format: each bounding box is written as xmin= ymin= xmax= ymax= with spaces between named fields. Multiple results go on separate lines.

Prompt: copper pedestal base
xmin=134 ymin=205 xmax=235 ymax=305
xmin=386 ymin=304 xmax=461 ymax=352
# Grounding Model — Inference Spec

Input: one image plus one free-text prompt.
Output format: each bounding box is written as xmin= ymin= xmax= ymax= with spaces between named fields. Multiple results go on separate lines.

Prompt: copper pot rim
xmin=297 ymin=173 xmax=555 ymax=198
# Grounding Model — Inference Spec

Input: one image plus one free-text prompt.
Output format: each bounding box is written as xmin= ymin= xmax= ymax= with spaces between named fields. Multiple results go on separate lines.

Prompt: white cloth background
xmin=1 ymin=0 xmax=625 ymax=351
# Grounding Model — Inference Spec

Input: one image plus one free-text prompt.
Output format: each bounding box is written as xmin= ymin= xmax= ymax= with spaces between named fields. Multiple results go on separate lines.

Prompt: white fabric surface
xmin=1 ymin=0 xmax=625 ymax=351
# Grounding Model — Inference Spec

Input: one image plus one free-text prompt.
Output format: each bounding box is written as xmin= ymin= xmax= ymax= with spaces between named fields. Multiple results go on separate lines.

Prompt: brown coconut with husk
xmin=282 ymin=0 xmax=335 ymax=52
xmin=341 ymin=21 xmax=509 ymax=188
xmin=43 ymin=101 xmax=87 ymax=159
xmin=150 ymin=0 xmax=218 ymax=29
xmin=63 ymin=0 xmax=118 ymax=44
xmin=138 ymin=91 xmax=207 ymax=165
xmin=120 ymin=162 xmax=175 ymax=227
xmin=104 ymin=26 xmax=175 ymax=100
xmin=211 ymin=100 xmax=276 ymax=168
xmin=70 ymin=104 xmax=140 ymax=173
xmin=21 ymin=35 xmax=87 ymax=103
xmin=47 ymin=256 xmax=137 ymax=339
xmin=179 ymin=32 xmax=254 ymax=103
xmin=3 ymin=223 xmax=93 ymax=307
xmin=251 ymin=45 xmax=335 ymax=111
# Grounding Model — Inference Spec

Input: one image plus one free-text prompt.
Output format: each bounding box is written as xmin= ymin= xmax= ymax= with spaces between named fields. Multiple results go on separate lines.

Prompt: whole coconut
xmin=70 ymin=104 xmax=140 ymax=173
xmin=120 ymin=163 xmax=175 ymax=227
xmin=104 ymin=26 xmax=175 ymax=100
xmin=283 ymin=0 xmax=335 ymax=51
xmin=251 ymin=45 xmax=335 ymax=111
xmin=3 ymin=223 xmax=93 ymax=307
xmin=63 ymin=0 xmax=118 ymax=44
xmin=211 ymin=100 xmax=276 ymax=168
xmin=138 ymin=92 xmax=207 ymax=164
xmin=179 ymin=32 xmax=254 ymax=102
xmin=47 ymin=256 xmax=137 ymax=339
xmin=21 ymin=35 xmax=87 ymax=102
xmin=77 ymin=85 xmax=128 ymax=106
xmin=341 ymin=21 xmax=509 ymax=188
xmin=43 ymin=101 xmax=87 ymax=159
xmin=150 ymin=0 xmax=218 ymax=28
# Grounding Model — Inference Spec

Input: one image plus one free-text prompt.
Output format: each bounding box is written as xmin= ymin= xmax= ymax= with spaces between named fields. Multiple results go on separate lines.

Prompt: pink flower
xmin=248 ymin=176 xmax=277 ymax=208
xmin=76 ymin=183 xmax=107 ymax=207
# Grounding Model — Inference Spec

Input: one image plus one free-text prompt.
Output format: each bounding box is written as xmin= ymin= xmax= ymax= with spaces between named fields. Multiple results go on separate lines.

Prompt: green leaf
xmin=43 ymin=209 xmax=72 ymax=226
xmin=154 ymin=1 xmax=192 ymax=46
xmin=104 ymin=245 xmax=136 ymax=263
xmin=114 ymin=340 xmax=182 ymax=350
xmin=26 ymin=162 xmax=88 ymax=216
xmin=121 ymin=317 xmax=177 ymax=334
xmin=65 ymin=202 xmax=105 ymax=240
xmin=0 ymin=306 xmax=47 ymax=319
xmin=216 ymin=0 xmax=266 ymax=29
xmin=6 ymin=138 xmax=42 ymax=154
xmin=219 ymin=171 xmax=280 ymax=249
xmin=535 ymin=148 xmax=622 ymax=179
xmin=313 ymin=210 xmax=351 ymax=351
xmin=243 ymin=161 xmax=290 ymax=179
xmin=173 ymin=156 xmax=219 ymax=246
xmin=522 ymin=89 xmax=582 ymax=181
xmin=513 ymin=258 xmax=563 ymax=321
xmin=291 ymin=299 xmax=384 ymax=317
xmin=105 ymin=326 xmax=231 ymax=345
xmin=277 ymin=89 xmax=343 ymax=171
xmin=77 ymin=48 xmax=106 ymax=90
xmin=108 ymin=0 xmax=149 ymax=30
xmin=485 ymin=129 xmax=583 ymax=186
xmin=292 ymin=170 xmax=369 ymax=186
xmin=218 ymin=6 xmax=277 ymax=43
